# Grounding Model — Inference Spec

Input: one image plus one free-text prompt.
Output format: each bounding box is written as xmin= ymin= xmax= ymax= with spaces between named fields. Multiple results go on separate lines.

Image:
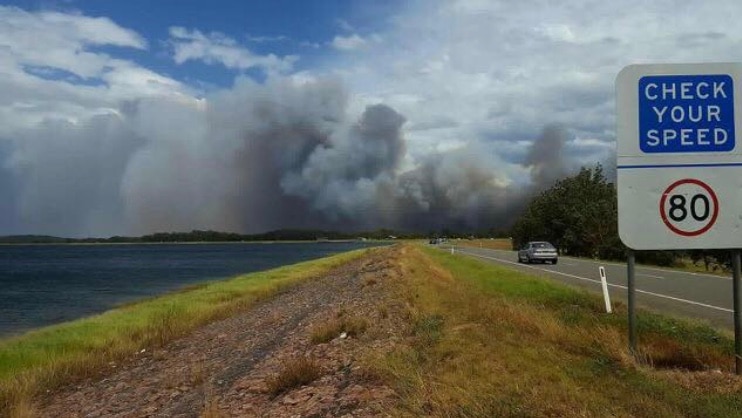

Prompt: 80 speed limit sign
xmin=659 ymin=179 xmax=719 ymax=237
xmin=618 ymin=169 xmax=741 ymax=250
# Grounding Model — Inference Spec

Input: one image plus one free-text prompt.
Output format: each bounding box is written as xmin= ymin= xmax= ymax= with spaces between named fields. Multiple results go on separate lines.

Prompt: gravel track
xmin=39 ymin=247 xmax=404 ymax=417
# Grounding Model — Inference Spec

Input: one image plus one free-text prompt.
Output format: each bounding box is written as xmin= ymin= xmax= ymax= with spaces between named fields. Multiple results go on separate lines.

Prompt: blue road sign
xmin=638 ymin=74 xmax=735 ymax=153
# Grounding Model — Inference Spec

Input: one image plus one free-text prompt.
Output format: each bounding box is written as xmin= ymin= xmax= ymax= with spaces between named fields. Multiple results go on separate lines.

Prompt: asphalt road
xmin=441 ymin=245 xmax=736 ymax=331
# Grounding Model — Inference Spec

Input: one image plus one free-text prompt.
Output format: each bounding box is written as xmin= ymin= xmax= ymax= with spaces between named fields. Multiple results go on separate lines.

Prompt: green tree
xmin=512 ymin=164 xmax=623 ymax=259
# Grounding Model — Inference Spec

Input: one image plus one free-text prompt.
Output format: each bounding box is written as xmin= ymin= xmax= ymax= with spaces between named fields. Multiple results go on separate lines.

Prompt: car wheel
xmin=552 ymin=259 xmax=558 ymax=265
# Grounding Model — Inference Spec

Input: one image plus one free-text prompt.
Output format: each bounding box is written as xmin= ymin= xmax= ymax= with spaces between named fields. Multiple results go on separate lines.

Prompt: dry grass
xmin=200 ymin=401 xmax=223 ymax=418
xmin=365 ymin=244 xmax=739 ymax=417
xmin=454 ymin=238 xmax=513 ymax=251
xmin=6 ymin=397 xmax=37 ymax=418
xmin=361 ymin=274 xmax=378 ymax=287
xmin=639 ymin=337 xmax=725 ymax=371
xmin=200 ymin=386 xmax=223 ymax=418
xmin=189 ymin=362 xmax=207 ymax=386
xmin=309 ymin=315 xmax=369 ymax=344
xmin=265 ymin=357 xmax=322 ymax=398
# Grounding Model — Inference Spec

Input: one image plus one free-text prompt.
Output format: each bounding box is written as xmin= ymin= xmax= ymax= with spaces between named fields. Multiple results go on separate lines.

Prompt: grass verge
xmin=0 ymin=248 xmax=370 ymax=416
xmin=452 ymin=239 xmax=732 ymax=275
xmin=446 ymin=238 xmax=513 ymax=251
xmin=366 ymin=244 xmax=741 ymax=417
xmin=265 ymin=357 xmax=322 ymax=398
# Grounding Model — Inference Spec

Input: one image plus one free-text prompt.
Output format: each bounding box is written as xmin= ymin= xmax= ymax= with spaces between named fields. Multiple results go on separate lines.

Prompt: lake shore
xmin=33 ymin=247 xmax=400 ymax=417
xmin=0 ymin=241 xmax=385 ymax=338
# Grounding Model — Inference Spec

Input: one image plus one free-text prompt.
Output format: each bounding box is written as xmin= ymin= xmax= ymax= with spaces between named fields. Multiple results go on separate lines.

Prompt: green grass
xmin=0 ymin=248 xmax=370 ymax=416
xmin=365 ymin=244 xmax=741 ymax=417
xmin=426 ymin=246 xmax=733 ymax=353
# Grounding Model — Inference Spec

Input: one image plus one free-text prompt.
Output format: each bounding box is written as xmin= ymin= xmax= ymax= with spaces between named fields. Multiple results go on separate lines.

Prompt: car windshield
xmin=533 ymin=242 xmax=554 ymax=249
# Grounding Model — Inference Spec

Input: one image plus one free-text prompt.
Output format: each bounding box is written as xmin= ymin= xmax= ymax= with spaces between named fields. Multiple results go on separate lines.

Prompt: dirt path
xmin=39 ymin=247 xmax=405 ymax=417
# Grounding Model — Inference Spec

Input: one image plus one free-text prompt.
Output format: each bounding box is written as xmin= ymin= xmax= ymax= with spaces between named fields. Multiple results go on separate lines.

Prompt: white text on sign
xmin=639 ymin=75 xmax=735 ymax=153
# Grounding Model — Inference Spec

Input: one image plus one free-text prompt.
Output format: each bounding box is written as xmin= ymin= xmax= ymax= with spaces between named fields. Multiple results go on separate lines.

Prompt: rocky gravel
xmin=38 ymin=247 xmax=405 ymax=417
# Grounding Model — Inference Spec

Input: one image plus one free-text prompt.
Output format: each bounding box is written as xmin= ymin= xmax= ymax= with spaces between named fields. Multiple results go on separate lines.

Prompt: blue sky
xmin=5 ymin=0 xmax=400 ymax=87
xmin=1 ymin=0 xmax=742 ymax=236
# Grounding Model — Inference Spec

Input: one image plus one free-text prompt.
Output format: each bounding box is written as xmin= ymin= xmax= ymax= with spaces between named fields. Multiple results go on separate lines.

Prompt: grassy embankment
xmin=0 ymin=248 xmax=371 ymax=417
xmin=366 ymin=244 xmax=741 ymax=417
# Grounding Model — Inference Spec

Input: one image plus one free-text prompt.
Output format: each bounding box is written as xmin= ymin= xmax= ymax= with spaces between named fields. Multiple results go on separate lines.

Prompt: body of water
xmin=0 ymin=242 xmax=381 ymax=337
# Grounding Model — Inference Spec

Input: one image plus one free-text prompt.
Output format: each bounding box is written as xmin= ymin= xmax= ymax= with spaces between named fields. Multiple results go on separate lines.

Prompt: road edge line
xmin=454 ymin=248 xmax=733 ymax=314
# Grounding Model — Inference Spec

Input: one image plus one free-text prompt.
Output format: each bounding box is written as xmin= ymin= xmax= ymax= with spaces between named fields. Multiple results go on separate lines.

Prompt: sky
xmin=1 ymin=0 xmax=742 ymax=237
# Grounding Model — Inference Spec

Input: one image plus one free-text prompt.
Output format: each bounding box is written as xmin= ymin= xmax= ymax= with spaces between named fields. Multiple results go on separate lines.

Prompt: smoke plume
xmin=524 ymin=123 xmax=569 ymax=187
xmin=0 ymin=78 xmax=574 ymax=236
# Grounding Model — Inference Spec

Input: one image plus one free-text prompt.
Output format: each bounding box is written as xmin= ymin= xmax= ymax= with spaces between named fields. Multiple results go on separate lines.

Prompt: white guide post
xmin=599 ymin=266 xmax=612 ymax=313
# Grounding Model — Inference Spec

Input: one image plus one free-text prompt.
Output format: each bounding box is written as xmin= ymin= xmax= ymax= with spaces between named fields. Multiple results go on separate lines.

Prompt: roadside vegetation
xmin=512 ymin=164 xmax=622 ymax=260
xmin=365 ymin=244 xmax=740 ymax=417
xmin=510 ymin=164 xmax=732 ymax=270
xmin=452 ymin=238 xmax=513 ymax=251
xmin=0 ymin=248 xmax=370 ymax=417
xmin=455 ymin=238 xmax=732 ymax=276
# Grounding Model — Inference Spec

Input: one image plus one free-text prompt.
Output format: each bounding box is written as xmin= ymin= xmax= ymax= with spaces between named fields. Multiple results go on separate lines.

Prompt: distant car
xmin=518 ymin=241 xmax=558 ymax=264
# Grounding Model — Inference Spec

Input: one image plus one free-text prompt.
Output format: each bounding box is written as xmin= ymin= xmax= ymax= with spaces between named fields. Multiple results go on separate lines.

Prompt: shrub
xmin=265 ymin=357 xmax=322 ymax=397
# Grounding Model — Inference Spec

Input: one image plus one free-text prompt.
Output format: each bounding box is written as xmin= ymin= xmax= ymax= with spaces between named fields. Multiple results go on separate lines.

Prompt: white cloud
xmin=0 ymin=6 xmax=146 ymax=79
xmin=331 ymin=34 xmax=368 ymax=51
xmin=169 ymin=27 xmax=298 ymax=73
xmin=245 ymin=34 xmax=289 ymax=43
xmin=0 ymin=6 xmax=188 ymax=138
xmin=536 ymin=24 xmax=577 ymax=43
xmin=102 ymin=60 xmax=185 ymax=98
xmin=300 ymin=41 xmax=322 ymax=49
xmin=336 ymin=19 xmax=355 ymax=32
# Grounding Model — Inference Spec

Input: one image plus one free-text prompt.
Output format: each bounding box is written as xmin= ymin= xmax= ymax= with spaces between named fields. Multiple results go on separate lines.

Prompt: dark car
xmin=517 ymin=241 xmax=558 ymax=264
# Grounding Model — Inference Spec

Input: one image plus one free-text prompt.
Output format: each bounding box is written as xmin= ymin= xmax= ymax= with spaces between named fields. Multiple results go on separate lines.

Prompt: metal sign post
xmin=627 ymin=251 xmax=637 ymax=354
xmin=733 ymin=250 xmax=742 ymax=374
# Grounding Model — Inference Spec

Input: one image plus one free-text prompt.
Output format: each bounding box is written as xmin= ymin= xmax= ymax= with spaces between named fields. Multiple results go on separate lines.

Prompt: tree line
xmin=0 ymin=228 xmax=427 ymax=244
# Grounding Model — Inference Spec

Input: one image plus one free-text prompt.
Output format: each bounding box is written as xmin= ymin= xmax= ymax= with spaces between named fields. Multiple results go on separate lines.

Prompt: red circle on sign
xmin=659 ymin=178 xmax=719 ymax=237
